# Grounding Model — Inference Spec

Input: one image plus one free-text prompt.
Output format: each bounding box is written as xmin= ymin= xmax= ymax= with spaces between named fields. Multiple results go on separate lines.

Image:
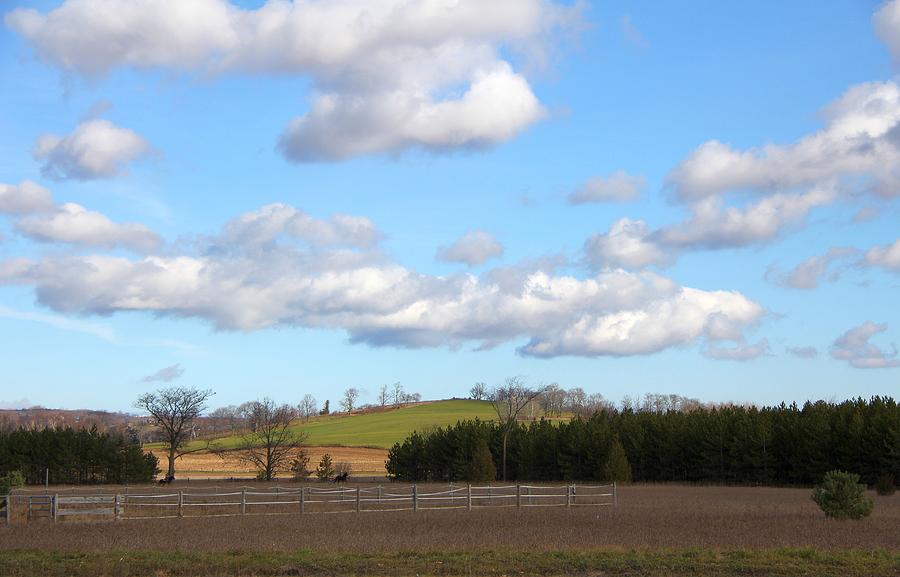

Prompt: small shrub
xmin=0 ymin=470 xmax=25 ymax=495
xmin=811 ymin=470 xmax=874 ymax=520
xmin=290 ymin=450 xmax=311 ymax=481
xmin=335 ymin=461 xmax=352 ymax=480
xmin=875 ymin=474 xmax=896 ymax=496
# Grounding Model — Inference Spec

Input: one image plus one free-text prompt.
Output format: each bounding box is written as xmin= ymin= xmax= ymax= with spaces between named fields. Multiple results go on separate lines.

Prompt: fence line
xmin=3 ymin=483 xmax=616 ymax=524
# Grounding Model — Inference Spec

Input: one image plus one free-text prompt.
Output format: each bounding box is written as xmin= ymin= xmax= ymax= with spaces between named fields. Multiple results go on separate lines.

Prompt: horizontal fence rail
xmin=4 ymin=483 xmax=617 ymax=524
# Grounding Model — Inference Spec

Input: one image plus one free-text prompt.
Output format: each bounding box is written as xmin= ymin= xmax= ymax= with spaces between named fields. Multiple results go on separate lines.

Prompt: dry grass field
xmin=149 ymin=446 xmax=390 ymax=478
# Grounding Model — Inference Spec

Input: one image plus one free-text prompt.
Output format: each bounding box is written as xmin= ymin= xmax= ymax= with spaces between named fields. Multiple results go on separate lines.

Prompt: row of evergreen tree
xmin=386 ymin=397 xmax=900 ymax=485
xmin=0 ymin=427 xmax=158 ymax=485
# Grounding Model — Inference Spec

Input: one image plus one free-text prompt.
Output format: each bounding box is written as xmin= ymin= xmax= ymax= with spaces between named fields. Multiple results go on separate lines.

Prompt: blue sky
xmin=0 ymin=0 xmax=898 ymax=412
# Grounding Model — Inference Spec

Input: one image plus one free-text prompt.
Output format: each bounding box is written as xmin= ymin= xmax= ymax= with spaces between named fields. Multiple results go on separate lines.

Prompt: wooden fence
xmin=5 ymin=483 xmax=616 ymax=524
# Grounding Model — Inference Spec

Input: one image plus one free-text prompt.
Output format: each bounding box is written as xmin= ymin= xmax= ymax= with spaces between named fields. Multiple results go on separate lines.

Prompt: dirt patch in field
xmin=149 ymin=446 xmax=389 ymax=478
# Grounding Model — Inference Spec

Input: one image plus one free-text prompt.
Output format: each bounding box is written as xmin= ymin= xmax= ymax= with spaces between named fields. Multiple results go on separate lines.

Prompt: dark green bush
xmin=812 ymin=470 xmax=874 ymax=520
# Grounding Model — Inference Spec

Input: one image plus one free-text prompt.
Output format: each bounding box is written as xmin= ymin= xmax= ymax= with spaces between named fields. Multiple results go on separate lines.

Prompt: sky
xmin=0 ymin=0 xmax=898 ymax=412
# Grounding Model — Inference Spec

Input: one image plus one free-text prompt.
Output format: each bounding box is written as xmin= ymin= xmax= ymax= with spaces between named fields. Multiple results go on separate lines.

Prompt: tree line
xmin=0 ymin=427 xmax=158 ymax=485
xmin=387 ymin=396 xmax=899 ymax=487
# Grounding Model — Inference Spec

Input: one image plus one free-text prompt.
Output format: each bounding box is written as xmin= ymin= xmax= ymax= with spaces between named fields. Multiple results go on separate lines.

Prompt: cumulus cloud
xmin=863 ymin=238 xmax=900 ymax=273
xmin=658 ymin=185 xmax=836 ymax=250
xmin=16 ymin=203 xmax=162 ymax=253
xmin=703 ymin=338 xmax=770 ymax=361
xmin=33 ymin=119 xmax=153 ymax=180
xmin=667 ymin=82 xmax=900 ymax=200
xmin=219 ymin=203 xmax=382 ymax=249
xmin=568 ymin=171 xmax=646 ymax=204
xmin=436 ymin=231 xmax=504 ymax=266
xmin=141 ymin=363 xmax=185 ymax=383
xmin=830 ymin=321 xmax=900 ymax=369
xmin=767 ymin=247 xmax=858 ymax=290
xmin=0 ymin=204 xmax=765 ymax=359
xmin=875 ymin=0 xmax=900 ymax=65
xmin=0 ymin=180 xmax=54 ymax=214
xmin=584 ymin=218 xmax=668 ymax=270
xmin=786 ymin=346 xmax=819 ymax=359
xmin=8 ymin=0 xmax=576 ymax=161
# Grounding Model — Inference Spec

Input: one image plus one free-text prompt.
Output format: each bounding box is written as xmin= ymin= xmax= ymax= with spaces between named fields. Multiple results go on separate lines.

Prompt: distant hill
xmin=0 ymin=407 xmax=137 ymax=433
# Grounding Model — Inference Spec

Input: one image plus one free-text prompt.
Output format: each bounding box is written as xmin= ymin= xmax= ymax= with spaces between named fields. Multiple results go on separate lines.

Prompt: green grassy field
xmin=178 ymin=399 xmax=498 ymax=451
xmin=1 ymin=549 xmax=897 ymax=577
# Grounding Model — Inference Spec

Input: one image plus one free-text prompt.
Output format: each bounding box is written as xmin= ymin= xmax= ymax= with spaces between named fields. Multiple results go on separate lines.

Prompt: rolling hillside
xmin=182 ymin=399 xmax=498 ymax=452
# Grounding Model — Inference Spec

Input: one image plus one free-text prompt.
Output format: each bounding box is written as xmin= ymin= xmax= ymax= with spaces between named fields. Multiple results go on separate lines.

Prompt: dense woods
xmin=0 ymin=427 xmax=158 ymax=485
xmin=386 ymin=397 xmax=900 ymax=486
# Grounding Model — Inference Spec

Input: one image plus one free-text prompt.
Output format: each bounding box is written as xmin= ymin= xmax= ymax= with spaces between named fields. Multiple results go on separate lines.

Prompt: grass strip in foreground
xmin=0 ymin=548 xmax=897 ymax=577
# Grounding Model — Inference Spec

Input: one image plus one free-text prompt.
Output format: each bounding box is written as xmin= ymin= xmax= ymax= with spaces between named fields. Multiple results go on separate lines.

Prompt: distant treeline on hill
xmin=386 ymin=397 xmax=900 ymax=486
xmin=0 ymin=427 xmax=158 ymax=485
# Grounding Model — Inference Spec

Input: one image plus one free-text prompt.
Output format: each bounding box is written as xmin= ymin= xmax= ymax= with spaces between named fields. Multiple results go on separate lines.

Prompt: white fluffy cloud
xmin=0 ymin=180 xmax=54 ymax=214
xmin=864 ymin=238 xmax=900 ymax=273
xmin=667 ymin=82 xmax=900 ymax=200
xmin=584 ymin=218 xmax=668 ymax=270
xmin=568 ymin=171 xmax=646 ymax=204
xmin=0 ymin=203 xmax=765 ymax=359
xmin=141 ymin=363 xmax=184 ymax=383
xmin=220 ymin=203 xmax=382 ymax=249
xmin=8 ymin=0 xmax=573 ymax=161
xmin=875 ymin=0 xmax=900 ymax=66
xmin=830 ymin=321 xmax=900 ymax=369
xmin=33 ymin=119 xmax=153 ymax=180
xmin=767 ymin=247 xmax=858 ymax=290
xmin=436 ymin=231 xmax=504 ymax=266
xmin=16 ymin=203 xmax=162 ymax=253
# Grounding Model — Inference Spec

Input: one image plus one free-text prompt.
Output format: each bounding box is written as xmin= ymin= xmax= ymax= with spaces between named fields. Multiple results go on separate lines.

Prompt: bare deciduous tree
xmin=298 ymin=394 xmax=317 ymax=422
xmin=489 ymin=377 xmax=547 ymax=481
xmin=135 ymin=386 xmax=214 ymax=479
xmin=230 ymin=398 xmax=307 ymax=481
xmin=340 ymin=388 xmax=360 ymax=414
xmin=378 ymin=384 xmax=391 ymax=407
xmin=470 ymin=382 xmax=487 ymax=401
xmin=392 ymin=382 xmax=404 ymax=408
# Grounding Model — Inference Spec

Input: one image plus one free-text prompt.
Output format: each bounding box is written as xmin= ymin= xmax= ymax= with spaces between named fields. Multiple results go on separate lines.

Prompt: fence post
xmin=114 ymin=494 xmax=120 ymax=521
xmin=241 ymin=489 xmax=246 ymax=516
xmin=467 ymin=484 xmax=472 ymax=511
xmin=516 ymin=484 xmax=521 ymax=509
xmin=356 ymin=487 xmax=361 ymax=513
xmin=52 ymin=494 xmax=58 ymax=523
xmin=5 ymin=493 xmax=10 ymax=526
xmin=566 ymin=484 xmax=571 ymax=508
xmin=178 ymin=490 xmax=184 ymax=518
xmin=613 ymin=482 xmax=617 ymax=508
xmin=378 ymin=485 xmax=382 ymax=507
xmin=300 ymin=487 xmax=305 ymax=514
xmin=412 ymin=485 xmax=418 ymax=512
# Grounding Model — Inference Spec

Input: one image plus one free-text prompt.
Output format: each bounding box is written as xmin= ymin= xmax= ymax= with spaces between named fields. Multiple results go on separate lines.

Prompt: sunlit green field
xmin=162 ymin=399 xmax=498 ymax=451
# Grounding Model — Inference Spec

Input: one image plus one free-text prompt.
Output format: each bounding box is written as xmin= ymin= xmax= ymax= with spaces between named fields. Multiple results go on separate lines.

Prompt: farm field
xmin=2 ymin=484 xmax=898 ymax=576
xmin=172 ymin=399 xmax=499 ymax=452
xmin=149 ymin=445 xmax=390 ymax=478
xmin=149 ymin=399 xmax=497 ymax=477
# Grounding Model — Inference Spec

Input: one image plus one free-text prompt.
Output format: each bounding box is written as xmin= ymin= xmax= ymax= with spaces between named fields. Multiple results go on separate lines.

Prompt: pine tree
xmin=601 ymin=436 xmax=632 ymax=483
xmin=469 ymin=438 xmax=496 ymax=482
xmin=315 ymin=452 xmax=335 ymax=481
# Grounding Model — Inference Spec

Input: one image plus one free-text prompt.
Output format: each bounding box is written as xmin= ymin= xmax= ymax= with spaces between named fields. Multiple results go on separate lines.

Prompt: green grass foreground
xmin=1 ymin=549 xmax=897 ymax=577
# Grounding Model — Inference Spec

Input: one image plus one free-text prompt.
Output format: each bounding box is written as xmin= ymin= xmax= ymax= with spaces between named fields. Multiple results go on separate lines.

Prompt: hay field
xmin=149 ymin=445 xmax=389 ymax=478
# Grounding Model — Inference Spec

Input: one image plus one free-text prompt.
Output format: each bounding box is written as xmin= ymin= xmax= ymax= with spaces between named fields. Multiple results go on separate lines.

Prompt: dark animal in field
xmin=332 ymin=472 xmax=349 ymax=483
xmin=157 ymin=475 xmax=175 ymax=485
